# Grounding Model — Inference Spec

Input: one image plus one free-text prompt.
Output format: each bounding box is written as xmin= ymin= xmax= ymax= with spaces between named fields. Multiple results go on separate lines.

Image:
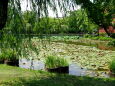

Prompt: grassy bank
xmin=0 ymin=64 xmax=115 ymax=86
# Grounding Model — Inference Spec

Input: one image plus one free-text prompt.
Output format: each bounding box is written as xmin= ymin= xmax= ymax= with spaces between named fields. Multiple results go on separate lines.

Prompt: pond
xmin=18 ymin=38 xmax=115 ymax=78
xmin=19 ymin=58 xmax=111 ymax=78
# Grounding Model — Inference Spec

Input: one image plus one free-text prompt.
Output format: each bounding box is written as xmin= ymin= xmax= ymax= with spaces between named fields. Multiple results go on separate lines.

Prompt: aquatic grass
xmin=45 ymin=56 xmax=57 ymax=69
xmin=45 ymin=55 xmax=69 ymax=69
xmin=56 ymin=57 xmax=69 ymax=68
xmin=109 ymin=59 xmax=115 ymax=74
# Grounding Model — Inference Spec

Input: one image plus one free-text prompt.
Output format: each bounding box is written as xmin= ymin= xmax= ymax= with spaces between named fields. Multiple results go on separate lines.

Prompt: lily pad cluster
xmin=23 ymin=39 xmax=115 ymax=71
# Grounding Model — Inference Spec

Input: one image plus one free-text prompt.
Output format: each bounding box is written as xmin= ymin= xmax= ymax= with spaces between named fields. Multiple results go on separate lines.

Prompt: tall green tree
xmin=68 ymin=9 xmax=98 ymax=34
xmin=74 ymin=0 xmax=115 ymax=37
xmin=0 ymin=0 xmax=114 ymax=36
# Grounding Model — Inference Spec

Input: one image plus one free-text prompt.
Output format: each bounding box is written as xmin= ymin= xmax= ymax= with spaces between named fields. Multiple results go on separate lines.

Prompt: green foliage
xmin=75 ymin=0 xmax=115 ymax=37
xmin=1 ymin=0 xmax=114 ymax=37
xmin=77 ymin=0 xmax=114 ymax=26
xmin=109 ymin=59 xmax=115 ymax=74
xmin=98 ymin=37 xmax=113 ymax=41
xmin=6 ymin=9 xmax=98 ymax=34
xmin=0 ymin=49 xmax=17 ymax=61
xmin=45 ymin=55 xmax=69 ymax=69
xmin=84 ymin=34 xmax=92 ymax=38
xmin=33 ymin=17 xmax=69 ymax=34
xmin=67 ymin=9 xmax=98 ymax=34
xmin=5 ymin=8 xmax=98 ymax=35
xmin=108 ymin=40 xmax=115 ymax=46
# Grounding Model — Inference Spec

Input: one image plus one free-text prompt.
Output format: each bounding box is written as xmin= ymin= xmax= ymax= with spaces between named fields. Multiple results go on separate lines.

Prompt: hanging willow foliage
xmin=0 ymin=0 xmax=114 ymax=32
xmin=0 ymin=0 xmax=76 ymax=58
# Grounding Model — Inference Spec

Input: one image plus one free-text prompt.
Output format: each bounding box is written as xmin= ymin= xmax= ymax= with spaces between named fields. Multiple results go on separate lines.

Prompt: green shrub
xmin=108 ymin=40 xmax=115 ymax=46
xmin=98 ymin=36 xmax=113 ymax=41
xmin=109 ymin=59 xmax=115 ymax=74
xmin=45 ymin=55 xmax=69 ymax=69
xmin=0 ymin=49 xmax=17 ymax=61
xmin=84 ymin=34 xmax=92 ymax=38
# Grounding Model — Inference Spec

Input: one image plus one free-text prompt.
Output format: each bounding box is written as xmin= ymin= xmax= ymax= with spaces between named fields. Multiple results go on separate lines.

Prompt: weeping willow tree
xmin=0 ymin=0 xmax=74 ymax=30
xmin=0 ymin=0 xmax=75 ymax=61
xmin=0 ymin=0 xmax=76 ymax=38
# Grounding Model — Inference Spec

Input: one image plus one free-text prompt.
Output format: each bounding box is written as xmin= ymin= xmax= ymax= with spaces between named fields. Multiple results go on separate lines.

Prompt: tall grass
xmin=45 ymin=55 xmax=69 ymax=69
xmin=109 ymin=59 xmax=115 ymax=74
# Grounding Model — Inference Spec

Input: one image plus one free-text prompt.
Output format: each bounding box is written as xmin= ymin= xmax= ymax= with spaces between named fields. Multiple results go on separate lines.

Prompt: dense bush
xmin=45 ymin=55 xmax=69 ymax=69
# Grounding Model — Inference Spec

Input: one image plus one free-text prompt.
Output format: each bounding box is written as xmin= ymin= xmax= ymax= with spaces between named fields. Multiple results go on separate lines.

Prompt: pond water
xmin=18 ymin=39 xmax=115 ymax=78
xmin=19 ymin=59 xmax=110 ymax=78
xmin=69 ymin=63 xmax=110 ymax=78
xmin=19 ymin=59 xmax=45 ymax=70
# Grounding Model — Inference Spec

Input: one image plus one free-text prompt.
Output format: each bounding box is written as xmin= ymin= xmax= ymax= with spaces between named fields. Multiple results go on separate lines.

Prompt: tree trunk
xmin=103 ymin=26 xmax=115 ymax=38
xmin=103 ymin=26 xmax=110 ymax=36
xmin=0 ymin=0 xmax=9 ymax=30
